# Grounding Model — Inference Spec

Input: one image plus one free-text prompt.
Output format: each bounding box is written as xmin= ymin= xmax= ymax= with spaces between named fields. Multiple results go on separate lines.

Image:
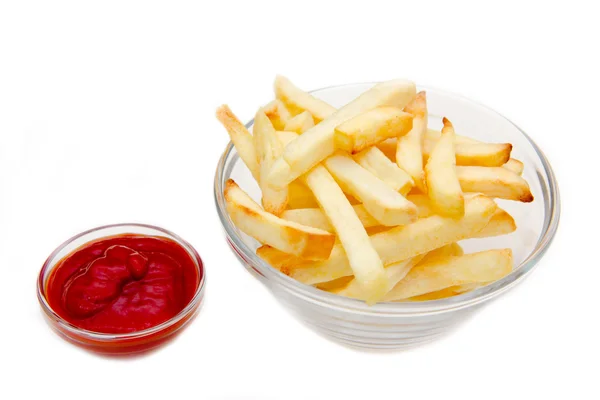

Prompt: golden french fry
xmin=214 ymin=108 xmax=343 ymax=212
xmin=289 ymin=194 xmax=497 ymax=284
xmin=330 ymin=255 xmax=425 ymax=301
xmin=365 ymin=226 xmax=393 ymax=235
xmin=426 ymin=118 xmax=465 ymax=217
xmin=283 ymin=111 xmax=315 ymax=134
xmin=286 ymin=181 xmax=318 ymax=209
xmin=405 ymin=283 xmax=481 ymax=301
xmin=474 ymin=208 xmax=517 ymax=237
xmin=397 ymin=91 xmax=427 ymax=192
xmin=276 ymin=130 xmax=305 ymax=147
xmin=314 ymin=276 xmax=354 ymax=291
xmin=353 ymin=147 xmax=414 ymax=195
xmin=377 ymin=138 xmax=398 ymax=162
xmin=281 ymin=204 xmax=379 ymax=232
xmin=503 ymin=158 xmax=524 ymax=175
xmin=425 ymin=142 xmax=512 ymax=167
xmin=384 ymin=249 xmax=513 ymax=301
xmin=363 ymin=194 xmax=496 ymax=266
xmin=457 ymin=166 xmax=534 ymax=202
xmin=274 ymin=75 xmax=336 ymax=122
xmin=216 ymin=105 xmax=260 ymax=180
xmin=302 ymin=165 xmax=389 ymax=303
xmin=268 ymin=79 xmax=417 ymax=189
xmin=213 ymin=112 xmax=314 ymax=211
xmin=253 ymin=111 xmax=288 ymax=215
xmin=263 ymin=99 xmax=292 ymax=130
xmin=277 ymin=130 xmax=360 ymax=210
xmin=425 ymin=129 xmax=517 ymax=168
xmin=406 ymin=193 xmax=434 ymax=217
xmin=334 ymin=107 xmax=413 ymax=154
xmin=286 ymin=183 xmax=362 ymax=209
xmin=404 ymin=193 xmax=516 ymax=237
xmin=256 ymin=245 xmax=306 ymax=275
xmin=224 ymin=180 xmax=334 ymax=260
xmin=276 ymin=130 xmax=388 ymax=299
xmin=280 ymin=195 xmax=432 ymax=233
xmin=324 ymin=152 xmax=417 ymax=226
xmin=419 ymin=243 xmax=464 ymax=264
xmin=452 ymin=143 xmax=512 ymax=167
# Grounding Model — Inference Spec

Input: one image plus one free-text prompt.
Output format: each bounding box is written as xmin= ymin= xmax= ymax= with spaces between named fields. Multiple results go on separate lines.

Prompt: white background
xmin=1 ymin=1 xmax=598 ymax=399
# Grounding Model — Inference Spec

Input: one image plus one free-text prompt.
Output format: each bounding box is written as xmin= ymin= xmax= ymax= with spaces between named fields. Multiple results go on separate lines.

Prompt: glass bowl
xmin=37 ymin=223 xmax=206 ymax=355
xmin=214 ymin=83 xmax=560 ymax=350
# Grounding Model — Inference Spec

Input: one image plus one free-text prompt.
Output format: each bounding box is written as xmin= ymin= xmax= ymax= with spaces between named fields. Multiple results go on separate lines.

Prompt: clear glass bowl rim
xmin=214 ymin=82 xmax=560 ymax=316
xmin=37 ymin=223 xmax=207 ymax=341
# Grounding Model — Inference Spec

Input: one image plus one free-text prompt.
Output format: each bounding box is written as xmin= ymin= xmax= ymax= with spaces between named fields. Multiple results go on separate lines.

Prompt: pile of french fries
xmin=217 ymin=76 xmax=533 ymax=305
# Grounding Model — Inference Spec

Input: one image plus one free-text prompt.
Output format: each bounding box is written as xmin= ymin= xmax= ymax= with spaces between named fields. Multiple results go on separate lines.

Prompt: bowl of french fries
xmin=214 ymin=77 xmax=560 ymax=349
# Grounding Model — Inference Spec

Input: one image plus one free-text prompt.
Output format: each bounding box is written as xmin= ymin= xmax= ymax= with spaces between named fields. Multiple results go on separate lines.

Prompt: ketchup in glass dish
xmin=38 ymin=224 xmax=205 ymax=354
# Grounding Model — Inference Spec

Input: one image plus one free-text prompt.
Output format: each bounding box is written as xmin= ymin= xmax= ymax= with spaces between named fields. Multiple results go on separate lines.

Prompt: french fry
xmin=281 ymin=195 xmax=432 ymax=233
xmin=424 ymin=140 xmax=512 ymax=167
xmin=377 ymin=138 xmax=398 ymax=162
xmin=397 ymin=91 xmax=427 ymax=192
xmin=268 ymin=79 xmax=417 ymax=189
xmin=403 ymin=193 xmax=516 ymax=237
xmin=281 ymin=204 xmax=379 ymax=232
xmin=383 ymin=249 xmax=513 ymax=301
xmin=329 ymin=255 xmax=425 ymax=301
xmin=224 ymin=180 xmax=334 ymax=260
xmin=283 ymin=111 xmax=315 ymax=134
xmin=256 ymin=245 xmax=306 ymax=276
xmin=275 ymin=130 xmax=388 ymax=299
xmin=404 ymin=283 xmax=481 ymax=301
xmin=452 ymin=143 xmax=512 ymax=167
xmin=287 ymin=181 xmax=319 ymax=209
xmin=302 ymin=165 xmax=389 ymax=303
xmin=314 ymin=276 xmax=354 ymax=291
xmin=253 ymin=111 xmax=288 ymax=215
xmin=263 ymin=99 xmax=292 ymax=130
xmin=276 ymin=129 xmax=304 ymax=146
xmin=286 ymin=183 xmax=362 ymax=209
xmin=216 ymin=105 xmax=260 ymax=180
xmin=425 ymin=129 xmax=516 ymax=168
xmin=353 ymin=147 xmax=414 ymax=195
xmin=419 ymin=243 xmax=464 ymax=263
xmin=426 ymin=118 xmax=465 ymax=217
xmin=289 ymin=194 xmax=497 ymax=285
xmin=503 ymin=158 xmax=524 ymax=175
xmin=457 ymin=166 xmax=534 ymax=202
xmin=407 ymin=193 xmax=434 ymax=217
xmin=277 ymin=130 xmax=360 ymax=209
xmin=474 ymin=208 xmax=516 ymax=237
xmin=324 ymin=152 xmax=417 ymax=226
xmin=215 ymin=107 xmax=313 ymax=211
xmin=274 ymin=75 xmax=336 ymax=122
xmin=215 ymin=107 xmax=321 ymax=211
xmin=365 ymin=226 xmax=393 ymax=235
xmin=364 ymin=194 xmax=495 ymax=266
xmin=334 ymin=107 xmax=413 ymax=154
xmin=274 ymin=79 xmax=415 ymax=197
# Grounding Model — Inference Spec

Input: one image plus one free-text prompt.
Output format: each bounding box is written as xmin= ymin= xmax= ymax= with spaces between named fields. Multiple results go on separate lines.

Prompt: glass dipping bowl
xmin=37 ymin=223 xmax=206 ymax=355
xmin=214 ymin=83 xmax=560 ymax=350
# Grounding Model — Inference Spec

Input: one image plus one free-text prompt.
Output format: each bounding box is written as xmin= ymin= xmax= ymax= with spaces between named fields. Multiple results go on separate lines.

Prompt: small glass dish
xmin=37 ymin=223 xmax=206 ymax=355
xmin=214 ymin=83 xmax=560 ymax=350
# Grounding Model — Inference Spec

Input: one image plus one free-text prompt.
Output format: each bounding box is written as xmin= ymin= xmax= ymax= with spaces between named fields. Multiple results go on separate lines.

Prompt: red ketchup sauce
xmin=46 ymin=234 xmax=200 ymax=334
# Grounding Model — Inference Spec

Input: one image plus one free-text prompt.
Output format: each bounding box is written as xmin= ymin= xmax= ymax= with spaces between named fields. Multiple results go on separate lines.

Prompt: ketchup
xmin=46 ymin=234 xmax=201 ymax=334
